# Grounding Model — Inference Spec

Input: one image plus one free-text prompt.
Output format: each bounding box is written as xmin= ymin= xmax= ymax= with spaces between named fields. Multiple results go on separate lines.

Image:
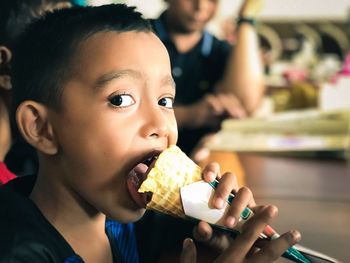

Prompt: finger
xmin=180 ymin=238 xmax=197 ymax=263
xmin=193 ymin=221 xmax=213 ymax=242
xmin=193 ymin=221 xmax=232 ymax=252
xmin=247 ymin=193 xmax=257 ymax=208
xmin=251 ymin=205 xmax=270 ymax=215
xmin=201 ymin=162 xmax=220 ymax=182
xmin=230 ymin=106 xmax=247 ymax=119
xmin=250 ymin=230 xmax=302 ymax=262
xmin=224 ymin=205 xmax=278 ymax=260
xmin=228 ymin=103 xmax=246 ymax=119
xmin=205 ymin=94 xmax=224 ymax=115
xmin=214 ymin=94 xmax=232 ymax=115
xmin=209 ymin=172 xmax=238 ymax=210
xmin=247 ymin=245 xmax=261 ymax=257
xmin=226 ymin=186 xmax=253 ymax=228
xmin=217 ymin=94 xmax=247 ymax=119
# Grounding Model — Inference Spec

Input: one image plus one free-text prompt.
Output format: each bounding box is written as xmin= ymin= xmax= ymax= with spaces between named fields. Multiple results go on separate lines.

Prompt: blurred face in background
xmin=165 ymin=0 xmax=219 ymax=33
xmin=0 ymin=45 xmax=12 ymax=159
xmin=0 ymin=0 xmax=72 ymax=90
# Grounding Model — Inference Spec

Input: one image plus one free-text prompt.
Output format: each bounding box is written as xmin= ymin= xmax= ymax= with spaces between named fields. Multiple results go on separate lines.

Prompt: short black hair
xmin=11 ymin=4 xmax=153 ymax=113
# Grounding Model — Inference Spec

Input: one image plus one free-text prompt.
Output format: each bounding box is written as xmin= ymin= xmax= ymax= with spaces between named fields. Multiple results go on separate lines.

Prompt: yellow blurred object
xmin=240 ymin=0 xmax=264 ymax=18
xmin=206 ymin=108 xmax=350 ymax=157
xmin=272 ymin=81 xmax=318 ymax=112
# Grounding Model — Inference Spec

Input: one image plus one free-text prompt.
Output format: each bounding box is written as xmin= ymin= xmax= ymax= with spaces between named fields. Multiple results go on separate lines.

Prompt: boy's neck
xmin=169 ymin=31 xmax=202 ymax=53
xmin=165 ymin=14 xmax=203 ymax=53
xmin=30 ymin=172 xmax=113 ymax=263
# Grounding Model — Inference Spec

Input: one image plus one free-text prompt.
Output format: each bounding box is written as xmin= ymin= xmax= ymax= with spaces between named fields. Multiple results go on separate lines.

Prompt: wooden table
xmin=209 ymin=152 xmax=350 ymax=262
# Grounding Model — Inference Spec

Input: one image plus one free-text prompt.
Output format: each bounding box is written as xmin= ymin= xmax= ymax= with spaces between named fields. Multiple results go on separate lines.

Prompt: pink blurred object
xmin=339 ymin=53 xmax=350 ymax=75
xmin=330 ymin=53 xmax=350 ymax=84
xmin=283 ymin=69 xmax=307 ymax=82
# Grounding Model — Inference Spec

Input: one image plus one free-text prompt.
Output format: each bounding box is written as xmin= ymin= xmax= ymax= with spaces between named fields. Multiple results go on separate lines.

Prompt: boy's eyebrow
xmin=161 ymin=75 xmax=176 ymax=91
xmin=94 ymin=70 xmax=141 ymax=88
xmin=94 ymin=70 xmax=176 ymax=91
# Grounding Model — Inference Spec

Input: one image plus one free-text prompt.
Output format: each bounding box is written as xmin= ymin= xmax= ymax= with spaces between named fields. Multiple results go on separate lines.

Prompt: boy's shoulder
xmin=0 ymin=176 xmax=80 ymax=262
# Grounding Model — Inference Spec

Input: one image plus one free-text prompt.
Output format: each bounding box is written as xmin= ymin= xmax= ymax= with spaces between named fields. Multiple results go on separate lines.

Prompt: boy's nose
xmin=140 ymin=107 xmax=169 ymax=140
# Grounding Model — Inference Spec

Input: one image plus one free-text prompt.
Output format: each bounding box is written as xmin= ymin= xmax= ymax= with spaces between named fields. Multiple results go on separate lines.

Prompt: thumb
xmin=180 ymin=238 xmax=197 ymax=263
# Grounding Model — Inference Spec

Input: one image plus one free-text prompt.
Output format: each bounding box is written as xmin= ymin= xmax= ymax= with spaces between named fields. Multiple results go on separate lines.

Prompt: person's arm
xmin=217 ymin=0 xmax=265 ymax=115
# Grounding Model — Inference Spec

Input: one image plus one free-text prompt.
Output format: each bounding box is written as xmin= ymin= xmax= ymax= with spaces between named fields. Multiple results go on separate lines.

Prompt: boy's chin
xmin=106 ymin=207 xmax=147 ymax=223
xmin=128 ymin=208 xmax=147 ymax=222
xmin=135 ymin=209 xmax=147 ymax=222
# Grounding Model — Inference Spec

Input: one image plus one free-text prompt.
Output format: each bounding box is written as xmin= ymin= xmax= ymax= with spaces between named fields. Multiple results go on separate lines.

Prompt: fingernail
xmin=226 ymin=216 xmax=236 ymax=227
xmin=214 ymin=197 xmax=224 ymax=208
xmin=183 ymin=238 xmax=194 ymax=250
xmin=289 ymin=230 xmax=301 ymax=243
xmin=207 ymin=171 xmax=216 ymax=181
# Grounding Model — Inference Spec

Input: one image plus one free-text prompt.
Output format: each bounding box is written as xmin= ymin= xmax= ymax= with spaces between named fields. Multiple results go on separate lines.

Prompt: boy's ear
xmin=16 ymin=101 xmax=58 ymax=155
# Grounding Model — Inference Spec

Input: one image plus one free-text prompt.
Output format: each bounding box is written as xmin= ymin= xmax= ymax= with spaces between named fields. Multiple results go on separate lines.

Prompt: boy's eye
xmin=158 ymin=97 xmax=174 ymax=109
xmin=109 ymin=94 xmax=135 ymax=107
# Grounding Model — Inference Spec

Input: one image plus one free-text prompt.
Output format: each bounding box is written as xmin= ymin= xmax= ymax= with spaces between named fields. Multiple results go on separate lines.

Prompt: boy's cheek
xmin=169 ymin=122 xmax=178 ymax=145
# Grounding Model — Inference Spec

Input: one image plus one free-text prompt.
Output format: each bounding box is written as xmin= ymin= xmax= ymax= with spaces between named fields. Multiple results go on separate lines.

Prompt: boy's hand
xmin=201 ymin=162 xmax=255 ymax=228
xmin=180 ymin=209 xmax=301 ymax=263
xmin=179 ymin=162 xmax=301 ymax=262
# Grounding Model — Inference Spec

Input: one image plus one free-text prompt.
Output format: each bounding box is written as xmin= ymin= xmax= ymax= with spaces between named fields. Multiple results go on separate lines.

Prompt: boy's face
xmin=166 ymin=0 xmax=219 ymax=33
xmin=48 ymin=31 xmax=177 ymax=222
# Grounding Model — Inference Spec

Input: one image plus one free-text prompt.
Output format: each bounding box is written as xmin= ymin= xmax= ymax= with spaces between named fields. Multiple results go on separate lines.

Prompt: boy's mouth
xmin=126 ymin=153 xmax=158 ymax=208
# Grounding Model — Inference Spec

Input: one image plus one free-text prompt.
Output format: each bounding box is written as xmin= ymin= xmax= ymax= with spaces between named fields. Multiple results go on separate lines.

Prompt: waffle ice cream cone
xmin=138 ymin=145 xmax=202 ymax=218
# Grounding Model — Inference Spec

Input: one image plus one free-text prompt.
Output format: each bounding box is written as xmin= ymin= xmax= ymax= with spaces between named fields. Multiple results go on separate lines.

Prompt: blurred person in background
xmin=137 ymin=0 xmax=266 ymax=260
xmin=0 ymin=45 xmax=15 ymax=184
xmin=150 ymin=0 xmax=265 ymax=158
xmin=0 ymin=0 xmax=72 ymax=178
